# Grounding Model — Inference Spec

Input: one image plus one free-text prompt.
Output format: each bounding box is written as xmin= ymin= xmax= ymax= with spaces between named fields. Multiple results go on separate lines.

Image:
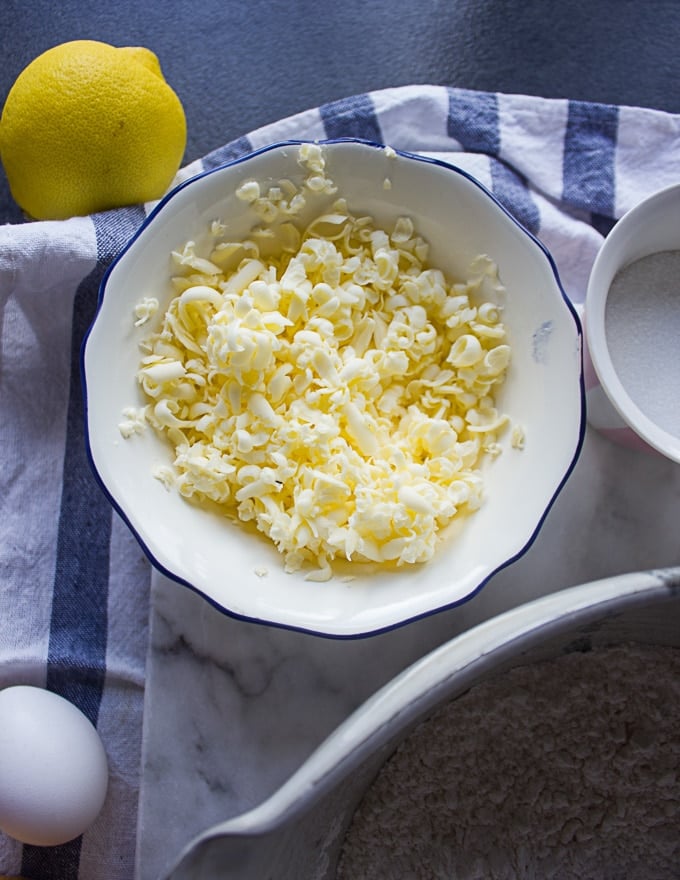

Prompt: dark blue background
xmin=1 ymin=0 xmax=678 ymax=224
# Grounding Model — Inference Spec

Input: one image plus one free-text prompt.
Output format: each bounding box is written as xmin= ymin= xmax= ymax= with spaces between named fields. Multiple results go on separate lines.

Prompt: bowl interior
xmin=585 ymin=183 xmax=680 ymax=462
xmin=83 ymin=139 xmax=583 ymax=635
xmin=164 ymin=569 xmax=680 ymax=879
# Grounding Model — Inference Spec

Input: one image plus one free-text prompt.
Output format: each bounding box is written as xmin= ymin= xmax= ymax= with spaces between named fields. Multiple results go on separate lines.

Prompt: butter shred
xmin=132 ymin=145 xmax=512 ymax=576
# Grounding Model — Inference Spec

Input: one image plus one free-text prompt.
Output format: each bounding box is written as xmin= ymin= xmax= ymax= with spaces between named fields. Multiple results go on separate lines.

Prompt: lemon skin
xmin=0 ymin=40 xmax=187 ymax=220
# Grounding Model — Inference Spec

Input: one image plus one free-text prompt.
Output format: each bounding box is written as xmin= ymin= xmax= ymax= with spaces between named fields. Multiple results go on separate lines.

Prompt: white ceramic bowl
xmin=585 ymin=182 xmax=680 ymax=462
xmin=163 ymin=567 xmax=680 ymax=878
xmin=82 ymin=139 xmax=584 ymax=637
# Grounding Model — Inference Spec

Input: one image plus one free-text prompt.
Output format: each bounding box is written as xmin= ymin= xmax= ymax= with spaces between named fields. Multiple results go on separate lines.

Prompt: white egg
xmin=0 ymin=685 xmax=108 ymax=846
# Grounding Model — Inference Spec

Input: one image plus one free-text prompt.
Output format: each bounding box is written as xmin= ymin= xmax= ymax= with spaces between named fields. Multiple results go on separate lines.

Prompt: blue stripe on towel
xmin=489 ymin=159 xmax=541 ymax=234
xmin=320 ymin=93 xmax=383 ymax=142
xmin=203 ymin=135 xmax=254 ymax=170
xmin=22 ymin=206 xmax=145 ymax=880
xmin=591 ymin=212 xmax=617 ymax=238
xmin=447 ymin=88 xmax=539 ymax=234
xmin=563 ymin=100 xmax=618 ymax=218
xmin=447 ymin=88 xmax=500 ymax=155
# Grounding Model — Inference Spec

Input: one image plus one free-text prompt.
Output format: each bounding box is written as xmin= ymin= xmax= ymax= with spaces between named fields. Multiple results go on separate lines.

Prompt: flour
xmin=605 ymin=249 xmax=680 ymax=440
xmin=336 ymin=644 xmax=680 ymax=880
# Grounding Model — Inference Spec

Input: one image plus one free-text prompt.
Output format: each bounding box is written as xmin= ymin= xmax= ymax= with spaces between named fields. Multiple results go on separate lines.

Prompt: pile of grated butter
xmin=127 ymin=144 xmax=515 ymax=580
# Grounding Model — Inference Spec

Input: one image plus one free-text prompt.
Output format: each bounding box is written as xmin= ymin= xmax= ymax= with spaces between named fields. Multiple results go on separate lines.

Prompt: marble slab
xmin=134 ymin=426 xmax=680 ymax=880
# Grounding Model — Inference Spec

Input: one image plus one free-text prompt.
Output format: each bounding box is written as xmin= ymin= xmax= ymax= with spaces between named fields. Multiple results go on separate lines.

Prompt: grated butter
xmin=131 ymin=145 xmax=513 ymax=577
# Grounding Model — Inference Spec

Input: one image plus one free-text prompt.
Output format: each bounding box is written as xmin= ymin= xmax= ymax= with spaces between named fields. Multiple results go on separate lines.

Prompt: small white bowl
xmin=585 ymin=183 xmax=680 ymax=462
xmin=82 ymin=139 xmax=584 ymax=637
xmin=163 ymin=567 xmax=680 ymax=879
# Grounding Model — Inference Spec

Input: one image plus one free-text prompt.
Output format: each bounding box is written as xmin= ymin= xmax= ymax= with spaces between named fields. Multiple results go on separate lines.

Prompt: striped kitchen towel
xmin=0 ymin=84 xmax=678 ymax=880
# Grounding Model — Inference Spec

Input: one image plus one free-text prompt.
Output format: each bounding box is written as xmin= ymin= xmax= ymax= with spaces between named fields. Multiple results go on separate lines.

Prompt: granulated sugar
xmin=336 ymin=644 xmax=680 ymax=880
xmin=605 ymin=249 xmax=680 ymax=439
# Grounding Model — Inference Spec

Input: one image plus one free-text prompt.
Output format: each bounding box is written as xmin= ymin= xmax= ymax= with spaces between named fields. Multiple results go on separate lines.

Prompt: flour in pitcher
xmin=336 ymin=644 xmax=680 ymax=879
xmin=605 ymin=249 xmax=680 ymax=439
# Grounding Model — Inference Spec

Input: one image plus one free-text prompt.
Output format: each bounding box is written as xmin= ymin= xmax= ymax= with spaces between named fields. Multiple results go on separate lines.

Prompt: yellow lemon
xmin=0 ymin=40 xmax=187 ymax=220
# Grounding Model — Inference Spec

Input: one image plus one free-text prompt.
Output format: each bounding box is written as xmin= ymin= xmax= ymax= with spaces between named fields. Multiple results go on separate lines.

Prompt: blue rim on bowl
xmin=162 ymin=566 xmax=680 ymax=879
xmin=81 ymin=138 xmax=585 ymax=638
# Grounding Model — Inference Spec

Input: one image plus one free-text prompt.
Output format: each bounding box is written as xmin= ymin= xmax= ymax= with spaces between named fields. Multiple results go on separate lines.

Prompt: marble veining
xmin=135 ymin=427 xmax=680 ymax=880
